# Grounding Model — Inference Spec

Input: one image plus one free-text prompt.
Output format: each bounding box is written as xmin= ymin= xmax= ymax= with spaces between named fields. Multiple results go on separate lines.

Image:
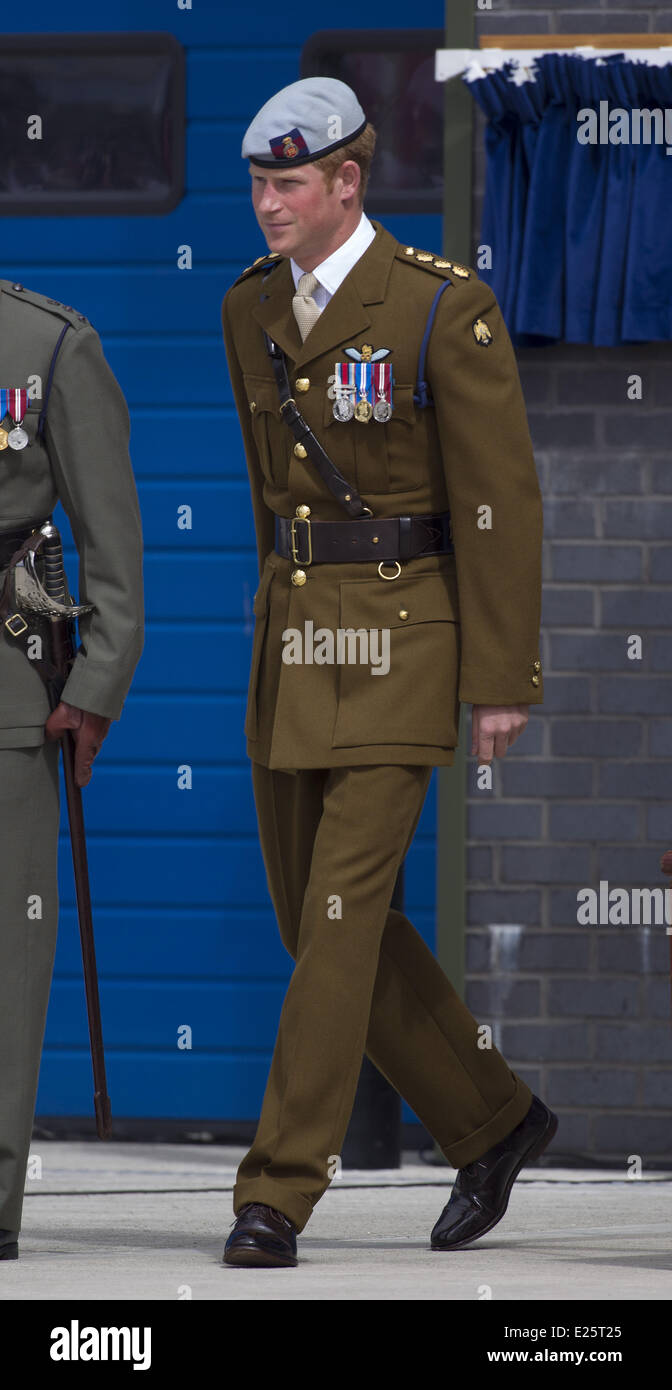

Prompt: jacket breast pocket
xmin=244 ymin=562 xmax=275 ymax=741
xmin=322 ymin=383 xmax=422 ymax=496
xmin=331 ymin=570 xmax=461 ymax=750
xmin=243 ymin=375 xmax=288 ymax=490
xmin=0 ymin=401 xmax=49 ymax=510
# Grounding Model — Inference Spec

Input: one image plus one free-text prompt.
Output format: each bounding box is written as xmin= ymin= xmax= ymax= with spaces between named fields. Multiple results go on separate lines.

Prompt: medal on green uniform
xmin=332 ymin=345 xmax=395 ymax=424
xmin=372 ymin=362 xmax=393 ymax=422
xmin=354 ymin=362 xmax=373 ymax=423
xmin=0 ymin=388 xmax=29 ymax=450
xmin=332 ymin=361 xmax=355 ymax=421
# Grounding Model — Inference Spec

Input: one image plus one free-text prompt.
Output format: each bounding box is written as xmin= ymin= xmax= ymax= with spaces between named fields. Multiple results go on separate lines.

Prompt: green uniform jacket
xmin=0 ymin=280 xmax=144 ymax=748
xmin=222 ymin=220 xmax=543 ymax=770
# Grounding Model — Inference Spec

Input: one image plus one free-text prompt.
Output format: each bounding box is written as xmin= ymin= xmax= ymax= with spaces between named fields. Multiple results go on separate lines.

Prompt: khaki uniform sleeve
xmin=222 ymin=291 xmax=276 ymax=581
xmin=43 ymin=324 xmax=144 ymax=719
xmin=427 ymin=281 xmax=544 ymax=706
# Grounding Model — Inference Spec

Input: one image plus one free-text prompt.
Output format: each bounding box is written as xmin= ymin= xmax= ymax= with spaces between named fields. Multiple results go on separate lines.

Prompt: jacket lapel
xmin=250 ymin=258 xmax=303 ymax=360
xmin=250 ymin=220 xmax=398 ymax=368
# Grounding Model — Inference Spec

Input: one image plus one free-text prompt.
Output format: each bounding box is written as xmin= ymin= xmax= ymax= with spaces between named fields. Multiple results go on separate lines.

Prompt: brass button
xmin=533 ymin=659 xmax=541 ymax=672
xmin=344 ymin=493 xmax=351 ymax=501
xmin=296 ymin=504 xmax=311 ymax=518
xmin=295 ymin=377 xmax=310 ymax=393
xmin=291 ymin=568 xmax=307 ymax=586
xmin=399 ymin=609 xmax=409 ymax=620
xmin=249 ymin=401 xmax=257 ymax=413
xmin=531 ymin=674 xmax=540 ymax=686
xmin=293 ymin=442 xmax=307 ymax=459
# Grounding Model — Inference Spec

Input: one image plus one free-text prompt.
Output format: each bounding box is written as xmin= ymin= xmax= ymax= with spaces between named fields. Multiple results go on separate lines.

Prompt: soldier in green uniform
xmin=0 ymin=283 xmax=144 ymax=1261
xmin=222 ymin=78 xmax=557 ymax=1269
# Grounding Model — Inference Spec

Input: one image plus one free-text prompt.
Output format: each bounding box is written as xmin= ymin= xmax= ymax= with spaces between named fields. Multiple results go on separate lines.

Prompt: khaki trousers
xmin=0 ymin=742 xmax=60 ymax=1234
xmin=234 ymin=761 xmax=533 ymax=1233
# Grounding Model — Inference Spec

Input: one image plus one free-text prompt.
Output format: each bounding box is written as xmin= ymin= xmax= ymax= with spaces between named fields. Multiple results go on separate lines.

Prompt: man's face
xmin=249 ymin=160 xmax=358 ymax=265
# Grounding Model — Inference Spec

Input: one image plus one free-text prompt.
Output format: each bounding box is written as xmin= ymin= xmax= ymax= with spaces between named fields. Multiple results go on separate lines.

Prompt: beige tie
xmin=292 ymin=271 xmax=322 ymax=341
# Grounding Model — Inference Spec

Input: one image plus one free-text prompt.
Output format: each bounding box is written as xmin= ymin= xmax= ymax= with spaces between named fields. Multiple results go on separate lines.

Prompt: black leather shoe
xmin=431 ymin=1094 xmax=558 ymax=1251
xmin=223 ymin=1202 xmax=298 ymax=1267
xmin=0 ymin=1230 xmax=18 ymax=1261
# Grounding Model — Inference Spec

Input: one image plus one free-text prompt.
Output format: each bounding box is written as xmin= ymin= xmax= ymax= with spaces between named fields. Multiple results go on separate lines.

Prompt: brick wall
xmin=463 ymin=0 xmax=672 ymax=1164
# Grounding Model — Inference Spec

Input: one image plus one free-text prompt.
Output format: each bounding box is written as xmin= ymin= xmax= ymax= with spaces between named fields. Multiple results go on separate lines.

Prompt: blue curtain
xmin=464 ymin=53 xmax=672 ymax=345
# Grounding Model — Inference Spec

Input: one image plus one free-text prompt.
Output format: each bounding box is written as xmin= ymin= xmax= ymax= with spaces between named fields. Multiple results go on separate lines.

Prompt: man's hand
xmin=44 ymin=701 xmax=112 ymax=788
xmin=471 ymin=704 xmax=529 ymax=763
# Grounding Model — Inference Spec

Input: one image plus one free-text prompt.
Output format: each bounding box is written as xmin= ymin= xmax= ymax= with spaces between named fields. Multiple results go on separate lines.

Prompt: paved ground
xmin=1 ymin=1142 xmax=671 ymax=1300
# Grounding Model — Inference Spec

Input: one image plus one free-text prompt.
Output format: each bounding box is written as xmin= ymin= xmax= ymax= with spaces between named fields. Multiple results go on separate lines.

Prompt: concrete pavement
xmin=1 ymin=1142 xmax=671 ymax=1300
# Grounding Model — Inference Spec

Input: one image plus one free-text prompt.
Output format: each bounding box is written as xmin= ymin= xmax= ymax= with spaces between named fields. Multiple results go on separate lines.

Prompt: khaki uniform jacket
xmin=0 ymin=281 xmax=144 ymax=748
xmin=222 ymin=220 xmax=543 ymax=770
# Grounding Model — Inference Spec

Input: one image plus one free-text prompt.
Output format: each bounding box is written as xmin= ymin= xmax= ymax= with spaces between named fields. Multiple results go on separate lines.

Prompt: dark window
xmin=301 ymin=29 xmax=444 ymax=214
xmin=0 ymin=32 xmax=185 ymax=216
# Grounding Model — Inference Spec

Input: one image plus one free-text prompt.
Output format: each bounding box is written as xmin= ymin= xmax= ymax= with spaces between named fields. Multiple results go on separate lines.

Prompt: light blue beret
xmin=242 ymin=77 xmax=367 ymax=168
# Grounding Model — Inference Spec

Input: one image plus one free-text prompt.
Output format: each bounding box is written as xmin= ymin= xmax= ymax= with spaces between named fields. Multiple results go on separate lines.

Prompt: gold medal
xmin=355 ymin=398 xmax=372 ymax=423
xmin=354 ymin=361 xmax=373 ymax=422
xmin=0 ymin=428 xmax=9 ymax=450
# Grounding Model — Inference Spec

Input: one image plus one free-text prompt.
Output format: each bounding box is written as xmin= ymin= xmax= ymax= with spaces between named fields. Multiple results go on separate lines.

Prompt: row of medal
xmin=332 ymin=362 xmax=393 ymax=424
xmin=0 ymin=388 xmax=29 ymax=451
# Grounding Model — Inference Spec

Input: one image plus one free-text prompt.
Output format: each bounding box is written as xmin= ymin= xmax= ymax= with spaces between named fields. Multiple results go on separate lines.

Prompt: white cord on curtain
xmin=436 ymin=47 xmax=672 ymax=85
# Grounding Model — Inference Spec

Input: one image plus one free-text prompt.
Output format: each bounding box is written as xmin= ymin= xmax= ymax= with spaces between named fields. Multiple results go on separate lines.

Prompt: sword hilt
xmin=39 ymin=521 xmax=68 ymax=605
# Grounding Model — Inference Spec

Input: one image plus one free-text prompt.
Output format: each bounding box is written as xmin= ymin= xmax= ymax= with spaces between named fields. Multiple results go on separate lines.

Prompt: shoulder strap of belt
xmin=36 ymin=322 xmax=71 ymax=443
xmin=414 ymin=279 xmax=453 ymax=409
xmin=263 ymin=330 xmax=372 ymax=521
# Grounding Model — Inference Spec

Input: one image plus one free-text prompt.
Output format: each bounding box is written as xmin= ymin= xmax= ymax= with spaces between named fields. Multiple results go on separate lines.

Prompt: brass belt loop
xmin=378 ymin=560 xmax=402 ymax=580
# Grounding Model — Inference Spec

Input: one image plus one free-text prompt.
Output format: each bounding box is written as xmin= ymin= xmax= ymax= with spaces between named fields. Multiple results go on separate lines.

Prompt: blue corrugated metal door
xmin=0 ymin=0 xmax=444 ymax=1127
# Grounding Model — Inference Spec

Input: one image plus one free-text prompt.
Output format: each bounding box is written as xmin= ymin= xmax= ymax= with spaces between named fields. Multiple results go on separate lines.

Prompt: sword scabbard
xmin=40 ymin=525 xmax=113 ymax=1142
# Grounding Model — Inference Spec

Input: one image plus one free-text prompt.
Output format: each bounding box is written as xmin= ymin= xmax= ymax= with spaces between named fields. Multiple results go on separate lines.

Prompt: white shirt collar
xmin=290 ymin=212 xmax=376 ymax=296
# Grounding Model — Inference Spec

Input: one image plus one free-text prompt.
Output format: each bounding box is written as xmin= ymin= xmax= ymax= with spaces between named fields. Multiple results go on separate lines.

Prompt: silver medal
xmin=373 ymin=399 xmax=392 ymax=423
xmin=7 ymin=426 xmax=29 ymax=450
xmin=333 ymin=394 xmax=354 ymax=422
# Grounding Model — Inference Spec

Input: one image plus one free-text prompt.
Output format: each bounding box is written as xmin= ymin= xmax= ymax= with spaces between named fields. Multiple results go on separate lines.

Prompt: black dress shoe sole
xmin=223 ymin=1239 xmax=297 ymax=1269
xmin=431 ymin=1106 xmax=559 ymax=1252
xmin=0 ymin=1244 xmax=18 ymax=1261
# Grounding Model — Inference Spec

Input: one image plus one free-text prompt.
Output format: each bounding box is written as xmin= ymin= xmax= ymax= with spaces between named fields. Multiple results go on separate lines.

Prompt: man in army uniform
xmin=0 ymin=282 xmax=143 ymax=1260
xmin=222 ymin=77 xmax=556 ymax=1269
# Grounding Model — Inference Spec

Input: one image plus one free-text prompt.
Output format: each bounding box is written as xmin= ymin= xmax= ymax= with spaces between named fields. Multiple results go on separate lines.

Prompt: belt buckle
xmin=290 ymin=516 xmax=312 ymax=566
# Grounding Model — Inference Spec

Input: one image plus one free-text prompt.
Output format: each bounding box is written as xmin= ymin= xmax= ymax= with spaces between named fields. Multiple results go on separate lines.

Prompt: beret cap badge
xmin=270 ymin=128 xmax=309 ymax=161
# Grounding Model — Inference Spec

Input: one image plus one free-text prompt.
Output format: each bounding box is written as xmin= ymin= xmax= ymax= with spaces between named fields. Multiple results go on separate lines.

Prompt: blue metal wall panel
xmin=3 ymin=1 xmax=445 ymax=1129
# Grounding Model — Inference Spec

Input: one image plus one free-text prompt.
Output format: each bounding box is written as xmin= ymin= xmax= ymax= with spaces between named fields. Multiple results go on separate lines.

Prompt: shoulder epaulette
xmin=395 ymin=245 xmax=472 ymax=281
xmin=232 ymin=252 xmax=284 ymax=286
xmin=0 ymin=279 xmax=90 ymax=327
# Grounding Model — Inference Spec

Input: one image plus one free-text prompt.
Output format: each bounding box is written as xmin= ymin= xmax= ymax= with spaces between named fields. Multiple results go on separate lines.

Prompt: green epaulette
xmin=0 ymin=279 xmax=90 ymax=328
